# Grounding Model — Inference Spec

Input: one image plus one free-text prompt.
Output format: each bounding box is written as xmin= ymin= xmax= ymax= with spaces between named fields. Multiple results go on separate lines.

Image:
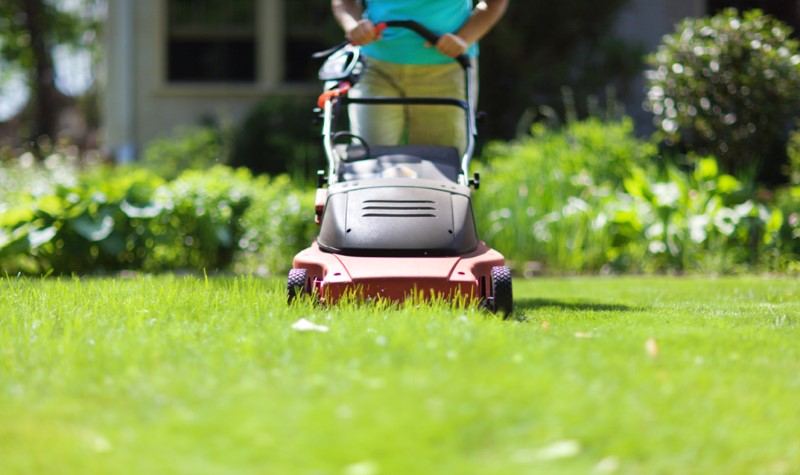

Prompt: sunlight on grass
xmin=1 ymin=275 xmax=798 ymax=474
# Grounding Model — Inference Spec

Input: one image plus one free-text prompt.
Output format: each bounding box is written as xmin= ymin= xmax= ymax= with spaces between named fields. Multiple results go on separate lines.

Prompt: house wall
xmin=613 ymin=0 xmax=707 ymax=132
xmin=104 ymin=0 xmax=710 ymax=160
xmin=104 ymin=0 xmax=296 ymax=161
xmin=616 ymin=0 xmax=706 ymax=51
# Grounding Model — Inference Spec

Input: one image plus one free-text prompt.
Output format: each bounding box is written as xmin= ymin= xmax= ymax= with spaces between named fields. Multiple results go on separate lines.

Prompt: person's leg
xmin=348 ymin=57 xmax=406 ymax=146
xmin=404 ymin=61 xmax=469 ymax=152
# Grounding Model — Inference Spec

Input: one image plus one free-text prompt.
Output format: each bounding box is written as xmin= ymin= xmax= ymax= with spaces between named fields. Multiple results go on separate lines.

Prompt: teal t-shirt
xmin=362 ymin=0 xmax=478 ymax=64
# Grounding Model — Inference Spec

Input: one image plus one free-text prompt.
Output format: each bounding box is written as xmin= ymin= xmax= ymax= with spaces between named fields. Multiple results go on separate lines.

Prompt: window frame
xmin=155 ymin=0 xmax=286 ymax=96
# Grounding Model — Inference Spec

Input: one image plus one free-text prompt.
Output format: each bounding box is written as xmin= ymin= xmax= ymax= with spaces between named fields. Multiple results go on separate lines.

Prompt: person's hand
xmin=346 ymin=19 xmax=381 ymax=46
xmin=433 ymin=33 xmax=469 ymax=58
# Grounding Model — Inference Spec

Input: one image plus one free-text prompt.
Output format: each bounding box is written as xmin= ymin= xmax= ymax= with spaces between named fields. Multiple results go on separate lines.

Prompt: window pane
xmin=167 ymin=0 xmax=256 ymax=83
xmin=169 ymin=0 xmax=254 ymax=30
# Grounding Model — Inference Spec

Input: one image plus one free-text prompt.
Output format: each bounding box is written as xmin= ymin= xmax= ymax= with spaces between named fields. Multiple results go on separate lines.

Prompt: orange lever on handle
xmin=317 ymin=81 xmax=352 ymax=109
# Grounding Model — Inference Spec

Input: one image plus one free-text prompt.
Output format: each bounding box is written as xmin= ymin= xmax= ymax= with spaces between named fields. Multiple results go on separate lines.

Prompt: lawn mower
xmin=287 ymin=20 xmax=512 ymax=315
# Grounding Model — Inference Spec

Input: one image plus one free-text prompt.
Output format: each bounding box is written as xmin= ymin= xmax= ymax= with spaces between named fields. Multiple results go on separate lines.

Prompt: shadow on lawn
xmin=514 ymin=298 xmax=641 ymax=314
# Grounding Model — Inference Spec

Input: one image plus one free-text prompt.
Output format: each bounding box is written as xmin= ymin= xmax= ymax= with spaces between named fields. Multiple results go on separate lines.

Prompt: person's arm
xmin=435 ymin=0 xmax=509 ymax=58
xmin=332 ymin=0 xmax=381 ymax=46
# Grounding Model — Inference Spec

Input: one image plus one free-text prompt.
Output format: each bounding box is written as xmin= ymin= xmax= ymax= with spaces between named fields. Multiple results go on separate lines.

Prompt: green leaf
xmin=28 ymin=226 xmax=57 ymax=249
xmin=120 ymin=200 xmax=162 ymax=218
xmin=694 ymin=157 xmax=718 ymax=181
xmin=98 ymin=234 xmax=126 ymax=255
xmin=716 ymin=174 xmax=741 ymax=194
xmin=766 ymin=208 xmax=784 ymax=235
xmin=0 ymin=227 xmax=31 ymax=256
xmin=70 ymin=214 xmax=115 ymax=242
xmin=0 ymin=206 xmax=35 ymax=227
xmin=35 ymin=195 xmax=66 ymax=217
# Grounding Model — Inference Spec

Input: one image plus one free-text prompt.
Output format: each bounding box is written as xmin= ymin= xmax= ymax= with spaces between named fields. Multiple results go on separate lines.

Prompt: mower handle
xmin=378 ymin=20 xmax=471 ymax=70
xmin=314 ymin=20 xmax=471 ymax=70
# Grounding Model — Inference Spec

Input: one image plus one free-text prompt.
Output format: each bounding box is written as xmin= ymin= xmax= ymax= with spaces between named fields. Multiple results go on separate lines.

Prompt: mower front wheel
xmin=490 ymin=266 xmax=513 ymax=317
xmin=287 ymin=268 xmax=310 ymax=304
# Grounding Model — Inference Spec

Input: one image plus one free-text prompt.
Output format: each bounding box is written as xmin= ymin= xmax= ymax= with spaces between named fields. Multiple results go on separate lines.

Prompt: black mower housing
xmin=317 ymin=178 xmax=479 ymax=257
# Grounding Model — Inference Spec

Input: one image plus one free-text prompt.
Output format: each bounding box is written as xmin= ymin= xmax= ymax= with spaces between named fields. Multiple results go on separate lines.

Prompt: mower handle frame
xmin=319 ymin=19 xmax=478 ymax=186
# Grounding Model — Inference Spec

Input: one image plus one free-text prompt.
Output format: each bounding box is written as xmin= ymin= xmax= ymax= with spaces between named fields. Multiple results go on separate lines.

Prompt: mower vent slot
xmin=362 ymin=213 xmax=437 ymax=218
xmin=363 ymin=200 xmax=435 ymax=204
xmin=363 ymin=206 xmax=436 ymax=210
xmin=361 ymin=199 xmax=438 ymax=218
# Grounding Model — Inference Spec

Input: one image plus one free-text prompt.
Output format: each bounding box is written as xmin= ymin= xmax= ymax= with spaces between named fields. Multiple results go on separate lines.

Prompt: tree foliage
xmin=477 ymin=0 xmax=641 ymax=140
xmin=645 ymin=8 xmax=800 ymax=184
xmin=0 ymin=0 xmax=100 ymax=145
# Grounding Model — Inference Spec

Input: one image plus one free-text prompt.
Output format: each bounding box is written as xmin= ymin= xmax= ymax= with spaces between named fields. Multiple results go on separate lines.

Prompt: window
xmin=284 ymin=0 xmax=342 ymax=83
xmin=167 ymin=0 xmax=256 ymax=83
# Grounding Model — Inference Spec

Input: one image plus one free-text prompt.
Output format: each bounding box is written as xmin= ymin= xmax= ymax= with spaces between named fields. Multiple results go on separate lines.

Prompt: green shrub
xmin=787 ymin=124 xmax=800 ymax=185
xmin=0 ymin=165 xmax=166 ymax=274
xmin=148 ymin=166 xmax=316 ymax=274
xmin=645 ymin=8 xmax=800 ymax=184
xmin=236 ymin=175 xmax=316 ymax=275
xmin=0 ymin=161 xmax=316 ymax=276
xmin=229 ymin=95 xmax=324 ymax=179
xmin=476 ymin=117 xmax=797 ymax=274
xmin=140 ymin=126 xmax=228 ymax=180
xmin=474 ymin=117 xmax=655 ymax=273
xmin=144 ymin=166 xmax=254 ymax=271
xmin=773 ymin=185 xmax=800 ymax=271
xmin=610 ymin=157 xmax=786 ymax=273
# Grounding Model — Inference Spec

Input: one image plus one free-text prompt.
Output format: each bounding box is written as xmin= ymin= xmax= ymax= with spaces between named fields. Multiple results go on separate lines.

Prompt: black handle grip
xmin=380 ymin=20 xmax=471 ymax=70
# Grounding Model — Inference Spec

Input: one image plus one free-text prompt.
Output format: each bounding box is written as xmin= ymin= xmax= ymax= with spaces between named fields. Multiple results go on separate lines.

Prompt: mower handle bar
xmin=378 ymin=21 xmax=471 ymax=70
xmin=318 ymin=20 xmax=478 ymax=185
xmin=314 ymin=20 xmax=471 ymax=70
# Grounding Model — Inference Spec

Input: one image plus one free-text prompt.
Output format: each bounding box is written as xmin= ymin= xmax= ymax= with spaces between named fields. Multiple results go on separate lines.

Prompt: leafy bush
xmin=645 ymin=8 xmax=800 ymax=184
xmin=4 ymin=117 xmax=798 ymax=276
xmin=787 ymin=124 xmax=800 ymax=185
xmin=611 ymin=157 xmax=787 ymax=273
xmin=476 ymin=117 xmax=798 ymax=274
xmin=145 ymin=167 xmax=255 ymax=271
xmin=236 ymin=174 xmax=316 ymax=275
xmin=0 ymin=160 xmax=316 ymax=275
xmin=140 ymin=126 xmax=229 ymax=180
xmin=229 ymin=95 xmax=324 ymax=179
xmin=0 ymin=164 xmax=166 ymax=274
xmin=474 ymin=117 xmax=655 ymax=273
xmin=774 ymin=185 xmax=800 ymax=271
xmin=149 ymin=166 xmax=316 ymax=274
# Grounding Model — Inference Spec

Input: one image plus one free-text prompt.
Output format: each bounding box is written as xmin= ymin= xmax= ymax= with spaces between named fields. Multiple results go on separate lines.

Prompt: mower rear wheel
xmin=490 ymin=266 xmax=513 ymax=317
xmin=287 ymin=268 xmax=309 ymax=304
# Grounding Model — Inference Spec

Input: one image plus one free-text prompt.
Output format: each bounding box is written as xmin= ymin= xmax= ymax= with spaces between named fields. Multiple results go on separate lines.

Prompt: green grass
xmin=1 ymin=275 xmax=799 ymax=474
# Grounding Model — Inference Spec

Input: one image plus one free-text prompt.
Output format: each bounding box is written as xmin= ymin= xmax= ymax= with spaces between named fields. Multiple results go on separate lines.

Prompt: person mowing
xmin=331 ymin=0 xmax=508 ymax=153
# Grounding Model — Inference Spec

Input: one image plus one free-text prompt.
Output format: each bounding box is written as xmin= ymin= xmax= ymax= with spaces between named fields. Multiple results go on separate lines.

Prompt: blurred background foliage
xmin=2 ymin=114 xmax=799 ymax=276
xmin=476 ymin=0 xmax=643 ymax=141
xmin=0 ymin=0 xmax=103 ymax=149
xmin=645 ymin=8 xmax=800 ymax=185
xmin=0 ymin=150 xmax=316 ymax=275
xmin=2 ymin=4 xmax=800 ymax=276
xmin=228 ymin=95 xmax=324 ymax=180
xmin=473 ymin=117 xmax=799 ymax=275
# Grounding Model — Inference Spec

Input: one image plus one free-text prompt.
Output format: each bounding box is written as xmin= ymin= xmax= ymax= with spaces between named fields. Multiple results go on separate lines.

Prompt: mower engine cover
xmin=317 ymin=178 xmax=479 ymax=256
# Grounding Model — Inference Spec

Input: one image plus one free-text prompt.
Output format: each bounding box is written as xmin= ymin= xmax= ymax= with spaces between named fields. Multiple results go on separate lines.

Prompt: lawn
xmin=1 ymin=275 xmax=798 ymax=474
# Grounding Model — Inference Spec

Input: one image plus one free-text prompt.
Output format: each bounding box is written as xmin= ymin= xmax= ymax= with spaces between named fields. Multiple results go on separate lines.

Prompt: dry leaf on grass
xmin=646 ymin=337 xmax=659 ymax=358
xmin=291 ymin=318 xmax=329 ymax=333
